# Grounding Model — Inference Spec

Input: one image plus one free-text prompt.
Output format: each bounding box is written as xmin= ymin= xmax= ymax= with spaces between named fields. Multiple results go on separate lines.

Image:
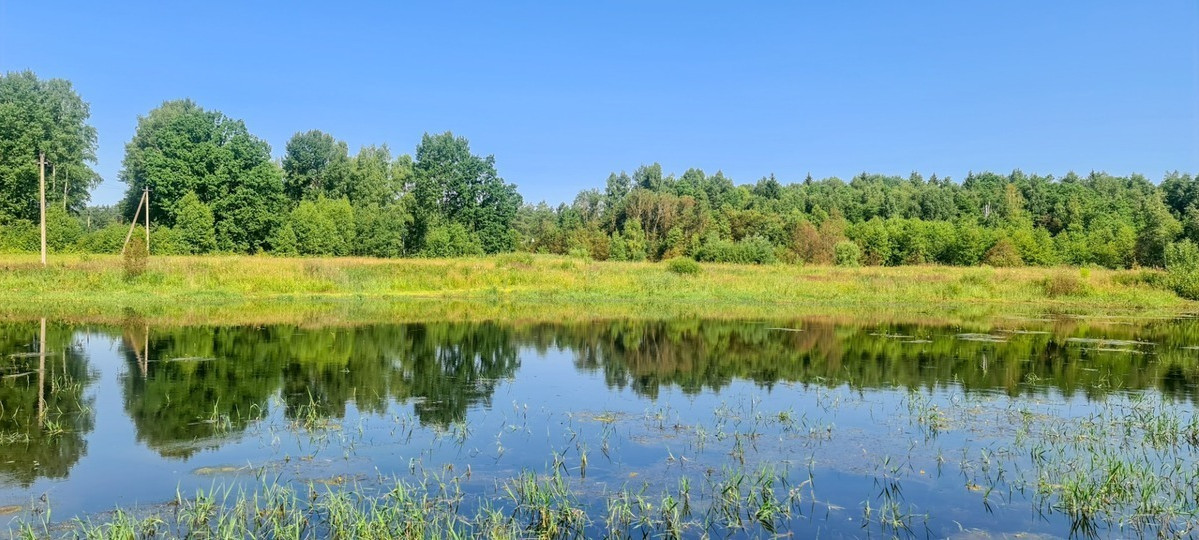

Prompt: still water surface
xmin=1 ymin=317 xmax=1197 ymax=537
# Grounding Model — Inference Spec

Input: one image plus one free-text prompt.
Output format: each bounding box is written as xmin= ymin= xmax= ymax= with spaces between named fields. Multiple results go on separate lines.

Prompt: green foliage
xmin=665 ymin=257 xmax=701 ymax=275
xmin=81 ymin=205 xmax=120 ymax=229
xmin=76 ymin=223 xmax=127 ymax=254
xmin=514 ymin=167 xmax=1199 ymax=272
xmin=150 ymin=226 xmax=189 ymax=256
xmin=850 ymin=218 xmax=891 ymax=265
xmin=285 ymin=197 xmax=355 ymax=256
xmin=282 ymin=130 xmax=351 ymax=200
xmin=412 ymin=132 xmax=521 ymax=254
xmin=567 ymin=247 xmax=591 ymax=262
xmin=609 ymin=233 xmax=629 ymax=262
xmin=269 ymin=222 xmax=299 ymax=256
xmin=14 ymin=73 xmax=1195 ymax=268
xmin=422 ymin=222 xmax=483 ymax=258
xmin=1164 ymin=241 xmax=1199 ymax=299
xmin=950 ymin=220 xmax=991 ymax=266
xmin=123 ymin=234 xmax=148 ymax=280
xmin=0 ymin=219 xmax=38 ymax=252
xmin=1135 ymin=197 xmax=1182 ymax=268
xmin=0 ymin=71 xmax=100 ymax=221
xmin=661 ymin=226 xmax=686 ymax=259
xmin=119 ymin=99 xmax=286 ymax=253
xmin=834 ymin=241 xmax=860 ymax=267
xmin=345 ymin=145 xmax=401 ymax=208
xmin=983 ymin=238 xmax=1023 ymax=267
xmin=694 ymin=236 xmax=777 ymax=264
xmin=569 ymin=227 xmax=612 ymax=261
xmin=1009 ymin=226 xmax=1057 ymax=266
xmin=355 ymin=203 xmax=412 ymax=258
xmin=1166 ymin=240 xmax=1199 ymax=271
xmin=45 ymin=206 xmax=83 ymax=252
xmin=174 ymin=191 xmax=216 ymax=254
xmin=620 ymin=218 xmax=648 ymax=262
xmin=1085 ymin=218 xmax=1137 ymax=269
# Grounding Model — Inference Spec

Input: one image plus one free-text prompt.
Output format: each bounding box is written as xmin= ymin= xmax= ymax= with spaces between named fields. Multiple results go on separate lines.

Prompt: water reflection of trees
xmin=0 ymin=322 xmax=95 ymax=486
xmin=121 ymin=325 xmax=282 ymax=458
xmin=118 ymin=322 xmax=520 ymax=457
xmin=549 ymin=319 xmax=1199 ymax=403
xmin=37 ymin=316 xmax=1199 ymax=462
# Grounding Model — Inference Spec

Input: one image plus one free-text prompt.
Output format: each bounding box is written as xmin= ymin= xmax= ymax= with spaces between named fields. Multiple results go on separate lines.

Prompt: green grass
xmin=0 ymin=253 xmax=1189 ymax=325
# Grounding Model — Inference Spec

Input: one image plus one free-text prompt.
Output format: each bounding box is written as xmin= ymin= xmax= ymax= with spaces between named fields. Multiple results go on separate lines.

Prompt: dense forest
xmin=3 ymin=71 xmax=1199 ymax=274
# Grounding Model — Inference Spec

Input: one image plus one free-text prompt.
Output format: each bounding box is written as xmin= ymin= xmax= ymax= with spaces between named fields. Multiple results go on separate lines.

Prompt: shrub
xmin=570 ymin=228 xmax=611 ymax=261
xmin=1169 ymin=272 xmax=1199 ymax=300
xmin=739 ymin=236 xmax=778 ymax=264
xmin=665 ymin=257 xmax=701 ymax=275
xmin=422 ymin=222 xmax=483 ymax=257
xmin=1042 ymin=271 xmax=1088 ymax=298
xmin=834 ymin=241 xmax=860 ymax=267
xmin=45 ymin=206 xmax=83 ymax=252
xmin=150 ymin=226 xmax=189 ymax=255
xmin=282 ymin=197 xmax=355 ymax=256
xmin=123 ymin=234 xmax=148 ymax=280
xmin=0 ymin=220 xmax=38 ymax=252
xmin=983 ymin=237 xmax=1023 ymax=267
xmin=1164 ymin=241 xmax=1199 ymax=299
xmin=567 ymin=247 xmax=591 ymax=261
xmin=1166 ymin=240 xmax=1199 ymax=271
xmin=76 ymin=223 xmax=128 ymax=254
xmin=1010 ymin=226 xmax=1058 ymax=266
xmin=694 ymin=236 xmax=777 ymax=264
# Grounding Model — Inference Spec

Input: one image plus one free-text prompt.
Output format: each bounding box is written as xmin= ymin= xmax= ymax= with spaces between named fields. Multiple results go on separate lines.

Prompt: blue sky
xmin=2 ymin=1 xmax=1196 ymax=206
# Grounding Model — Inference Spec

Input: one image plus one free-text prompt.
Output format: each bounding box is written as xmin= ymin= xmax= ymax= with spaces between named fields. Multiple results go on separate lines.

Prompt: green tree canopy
xmin=0 ymin=71 xmax=100 ymax=220
xmin=281 ymin=130 xmax=351 ymax=201
xmin=412 ymin=132 xmax=521 ymax=254
xmin=119 ymin=99 xmax=286 ymax=252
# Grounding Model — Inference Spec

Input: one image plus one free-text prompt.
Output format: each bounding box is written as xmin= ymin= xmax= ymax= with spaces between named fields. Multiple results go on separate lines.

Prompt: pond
xmin=0 ymin=315 xmax=1197 ymax=537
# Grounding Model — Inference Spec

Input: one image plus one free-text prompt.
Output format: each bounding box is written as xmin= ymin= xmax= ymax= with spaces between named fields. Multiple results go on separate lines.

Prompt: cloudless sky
xmin=1 ymin=1 xmax=1196 ymax=206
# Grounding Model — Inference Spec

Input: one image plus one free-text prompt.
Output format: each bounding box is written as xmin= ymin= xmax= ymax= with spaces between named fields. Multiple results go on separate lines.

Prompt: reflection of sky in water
xmin=0 ymin=319 xmax=1194 ymax=537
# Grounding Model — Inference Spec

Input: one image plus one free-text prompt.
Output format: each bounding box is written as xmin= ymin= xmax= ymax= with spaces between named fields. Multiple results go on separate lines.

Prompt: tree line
xmin=2 ymin=70 xmax=1198 ymax=274
xmin=0 ymin=72 xmax=521 ymax=258
xmin=520 ymin=165 xmax=1198 ymax=270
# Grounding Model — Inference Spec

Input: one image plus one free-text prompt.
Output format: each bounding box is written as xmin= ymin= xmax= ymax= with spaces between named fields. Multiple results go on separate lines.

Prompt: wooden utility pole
xmin=38 ymin=153 xmax=47 ymax=267
xmin=122 ymin=189 xmax=147 ymax=255
xmin=145 ymin=187 xmax=150 ymax=254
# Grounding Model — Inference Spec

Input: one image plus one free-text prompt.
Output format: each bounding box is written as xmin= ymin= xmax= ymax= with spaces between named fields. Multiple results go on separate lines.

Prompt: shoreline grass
xmin=0 ymin=253 xmax=1191 ymax=326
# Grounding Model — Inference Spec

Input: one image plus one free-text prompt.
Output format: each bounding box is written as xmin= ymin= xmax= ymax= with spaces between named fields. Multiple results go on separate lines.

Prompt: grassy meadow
xmin=0 ymin=253 xmax=1190 ymax=326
